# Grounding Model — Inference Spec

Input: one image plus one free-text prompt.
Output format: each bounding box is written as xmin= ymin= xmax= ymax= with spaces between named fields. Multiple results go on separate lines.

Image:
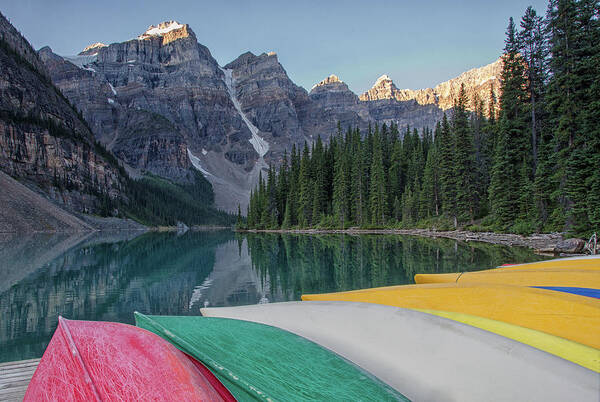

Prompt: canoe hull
xmin=202 ymin=301 xmax=600 ymax=402
xmin=24 ymin=317 xmax=232 ymax=402
xmin=135 ymin=312 xmax=407 ymax=401
xmin=415 ymin=256 xmax=600 ymax=286
xmin=415 ymin=270 xmax=600 ymax=288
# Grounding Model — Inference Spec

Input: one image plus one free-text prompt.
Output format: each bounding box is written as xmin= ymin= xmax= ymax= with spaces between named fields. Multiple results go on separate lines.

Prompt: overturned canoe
xmin=414 ymin=269 xmax=600 ymax=289
xmin=415 ymin=255 xmax=600 ymax=286
xmin=201 ymin=301 xmax=600 ymax=402
xmin=302 ymin=283 xmax=600 ymax=349
xmin=495 ymin=255 xmax=600 ymax=271
xmin=135 ymin=312 xmax=406 ymax=401
xmin=24 ymin=317 xmax=234 ymax=401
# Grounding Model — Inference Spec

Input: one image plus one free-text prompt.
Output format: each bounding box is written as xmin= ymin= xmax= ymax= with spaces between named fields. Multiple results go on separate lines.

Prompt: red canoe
xmin=24 ymin=317 xmax=235 ymax=401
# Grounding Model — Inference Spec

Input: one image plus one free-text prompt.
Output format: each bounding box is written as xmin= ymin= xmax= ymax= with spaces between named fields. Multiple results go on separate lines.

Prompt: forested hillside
xmin=244 ymin=0 xmax=599 ymax=236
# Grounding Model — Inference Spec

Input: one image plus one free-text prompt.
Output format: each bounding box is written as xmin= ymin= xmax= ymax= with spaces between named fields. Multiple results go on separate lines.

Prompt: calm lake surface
xmin=0 ymin=230 xmax=548 ymax=363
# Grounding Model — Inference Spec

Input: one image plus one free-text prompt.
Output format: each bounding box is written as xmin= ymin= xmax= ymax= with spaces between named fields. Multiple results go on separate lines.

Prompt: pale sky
xmin=1 ymin=0 xmax=548 ymax=94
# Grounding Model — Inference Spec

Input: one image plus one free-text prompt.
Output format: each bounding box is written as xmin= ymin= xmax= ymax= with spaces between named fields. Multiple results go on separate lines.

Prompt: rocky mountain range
xmin=4 ymin=17 xmax=503 ymax=215
xmin=359 ymin=59 xmax=503 ymax=112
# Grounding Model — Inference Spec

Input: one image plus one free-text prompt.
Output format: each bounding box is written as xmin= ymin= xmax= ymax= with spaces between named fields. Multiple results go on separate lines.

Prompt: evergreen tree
xmin=388 ymin=138 xmax=403 ymax=206
xmin=277 ymin=150 xmax=289 ymax=225
xmin=282 ymin=196 xmax=293 ymax=229
xmin=369 ymin=130 xmax=386 ymax=225
xmin=489 ymin=17 xmax=531 ymax=229
xmin=297 ymin=142 xmax=313 ymax=227
xmin=438 ymin=114 xmax=456 ymax=219
xmin=421 ymin=143 xmax=440 ymax=218
xmin=453 ymin=84 xmax=477 ymax=223
xmin=236 ymin=204 xmax=242 ymax=227
xmin=311 ymin=136 xmax=327 ymax=223
xmin=287 ymin=144 xmax=300 ymax=227
xmin=519 ymin=6 xmax=547 ymax=172
xmin=351 ymin=130 xmax=368 ymax=225
xmin=332 ymin=144 xmax=350 ymax=228
xmin=266 ymin=163 xmax=278 ymax=227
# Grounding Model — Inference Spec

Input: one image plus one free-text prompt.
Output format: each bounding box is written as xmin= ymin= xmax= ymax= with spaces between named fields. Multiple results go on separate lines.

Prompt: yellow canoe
xmin=302 ymin=283 xmax=600 ymax=349
xmin=495 ymin=255 xmax=600 ymax=272
xmin=414 ymin=269 xmax=600 ymax=288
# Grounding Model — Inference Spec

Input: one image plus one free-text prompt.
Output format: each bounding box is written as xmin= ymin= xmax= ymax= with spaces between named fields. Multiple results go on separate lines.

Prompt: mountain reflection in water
xmin=0 ymin=230 xmax=546 ymax=362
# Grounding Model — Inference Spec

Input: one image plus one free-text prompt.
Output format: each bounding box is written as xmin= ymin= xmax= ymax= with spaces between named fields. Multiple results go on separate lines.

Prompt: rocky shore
xmin=239 ymin=228 xmax=589 ymax=255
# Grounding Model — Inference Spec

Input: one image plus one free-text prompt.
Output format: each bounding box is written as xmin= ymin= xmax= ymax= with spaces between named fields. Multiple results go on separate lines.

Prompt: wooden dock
xmin=0 ymin=359 xmax=39 ymax=401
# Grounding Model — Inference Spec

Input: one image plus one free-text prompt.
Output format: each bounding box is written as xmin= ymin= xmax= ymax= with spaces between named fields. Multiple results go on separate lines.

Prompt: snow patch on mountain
xmin=220 ymin=67 xmax=269 ymax=158
xmin=78 ymin=42 xmax=107 ymax=56
xmin=187 ymin=148 xmax=212 ymax=177
xmin=108 ymin=83 xmax=117 ymax=96
xmin=139 ymin=21 xmax=184 ymax=39
xmin=63 ymin=54 xmax=97 ymax=68
xmin=375 ymin=74 xmax=392 ymax=85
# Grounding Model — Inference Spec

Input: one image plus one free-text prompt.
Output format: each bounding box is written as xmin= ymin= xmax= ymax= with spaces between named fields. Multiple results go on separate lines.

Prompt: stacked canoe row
xmin=25 ymin=256 xmax=600 ymax=401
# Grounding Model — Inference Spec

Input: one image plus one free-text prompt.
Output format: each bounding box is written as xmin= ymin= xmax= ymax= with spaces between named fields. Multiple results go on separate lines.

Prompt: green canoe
xmin=134 ymin=312 xmax=406 ymax=401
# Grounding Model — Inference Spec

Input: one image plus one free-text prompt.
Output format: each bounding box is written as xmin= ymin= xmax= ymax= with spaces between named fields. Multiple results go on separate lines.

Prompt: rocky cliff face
xmin=0 ymin=12 xmax=125 ymax=214
xmin=306 ymin=75 xmax=370 ymax=136
xmin=78 ymin=42 xmax=106 ymax=56
xmin=58 ymin=23 xmax=255 ymax=178
xmin=224 ymin=51 xmax=308 ymax=161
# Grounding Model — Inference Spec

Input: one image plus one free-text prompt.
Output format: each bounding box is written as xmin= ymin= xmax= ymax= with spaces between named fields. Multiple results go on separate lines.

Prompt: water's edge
xmin=238 ymin=228 xmax=566 ymax=254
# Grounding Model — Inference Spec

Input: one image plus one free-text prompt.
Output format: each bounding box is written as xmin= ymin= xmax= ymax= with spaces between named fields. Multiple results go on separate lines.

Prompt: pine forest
xmin=243 ymin=0 xmax=600 ymax=236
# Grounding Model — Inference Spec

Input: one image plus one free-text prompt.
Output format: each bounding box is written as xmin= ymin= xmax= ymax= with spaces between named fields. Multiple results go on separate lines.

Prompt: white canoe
xmin=201 ymin=301 xmax=599 ymax=402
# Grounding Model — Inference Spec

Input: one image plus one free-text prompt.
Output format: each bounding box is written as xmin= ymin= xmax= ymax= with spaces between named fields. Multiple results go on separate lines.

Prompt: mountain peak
xmin=139 ymin=21 xmax=183 ymax=37
xmin=312 ymin=74 xmax=343 ymax=89
xmin=78 ymin=42 xmax=107 ymax=56
xmin=137 ymin=21 xmax=194 ymax=44
xmin=359 ymin=74 xmax=398 ymax=101
xmin=375 ymin=74 xmax=392 ymax=85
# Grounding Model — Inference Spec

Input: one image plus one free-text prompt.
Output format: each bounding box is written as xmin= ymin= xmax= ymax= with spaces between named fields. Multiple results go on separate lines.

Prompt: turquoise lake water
xmin=0 ymin=230 xmax=547 ymax=362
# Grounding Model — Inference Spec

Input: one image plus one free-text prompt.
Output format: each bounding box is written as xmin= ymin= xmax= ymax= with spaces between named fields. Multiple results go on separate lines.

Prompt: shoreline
xmin=237 ymin=228 xmax=576 ymax=254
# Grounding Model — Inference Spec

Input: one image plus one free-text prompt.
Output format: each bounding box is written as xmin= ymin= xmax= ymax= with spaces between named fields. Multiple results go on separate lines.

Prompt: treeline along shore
xmin=238 ymin=227 xmax=592 ymax=255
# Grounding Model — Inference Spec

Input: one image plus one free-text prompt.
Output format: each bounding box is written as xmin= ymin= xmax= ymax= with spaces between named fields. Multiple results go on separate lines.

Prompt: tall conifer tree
xmin=490 ymin=17 xmax=531 ymax=228
xmin=452 ymin=84 xmax=477 ymax=223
